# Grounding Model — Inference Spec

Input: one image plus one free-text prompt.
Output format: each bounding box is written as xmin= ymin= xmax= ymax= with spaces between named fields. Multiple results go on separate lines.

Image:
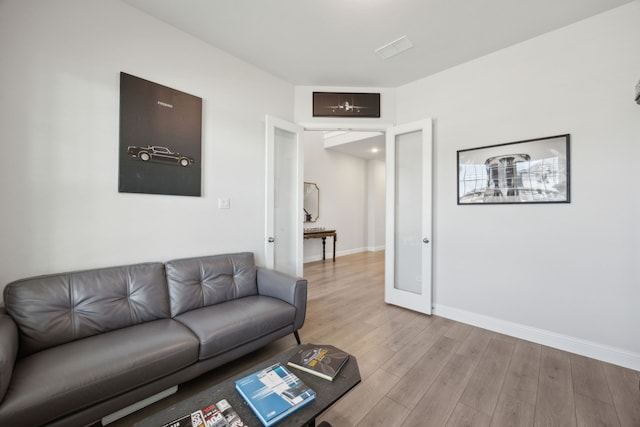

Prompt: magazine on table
xmin=235 ymin=362 xmax=315 ymax=427
xmin=160 ymin=398 xmax=244 ymax=427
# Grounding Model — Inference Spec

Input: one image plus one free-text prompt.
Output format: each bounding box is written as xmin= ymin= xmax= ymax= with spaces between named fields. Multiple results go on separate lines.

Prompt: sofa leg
xmin=294 ymin=330 xmax=301 ymax=345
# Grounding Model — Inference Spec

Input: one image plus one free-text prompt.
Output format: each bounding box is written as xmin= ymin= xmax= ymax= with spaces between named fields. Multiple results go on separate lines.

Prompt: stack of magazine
xmin=287 ymin=344 xmax=349 ymax=382
xmin=235 ymin=363 xmax=315 ymax=427
xmin=160 ymin=398 xmax=245 ymax=427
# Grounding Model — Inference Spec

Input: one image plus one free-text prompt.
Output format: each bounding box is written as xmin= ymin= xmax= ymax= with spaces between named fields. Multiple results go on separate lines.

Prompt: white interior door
xmin=265 ymin=115 xmax=303 ymax=277
xmin=385 ymin=118 xmax=433 ymax=314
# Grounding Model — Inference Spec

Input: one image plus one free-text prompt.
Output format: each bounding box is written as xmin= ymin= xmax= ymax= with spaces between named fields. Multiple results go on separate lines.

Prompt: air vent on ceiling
xmin=375 ymin=35 xmax=413 ymax=60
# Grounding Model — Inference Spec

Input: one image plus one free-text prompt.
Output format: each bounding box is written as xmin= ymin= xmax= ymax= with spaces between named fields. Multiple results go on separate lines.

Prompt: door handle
xmin=423 ymin=238 xmax=430 ymax=244
xmin=268 ymin=237 xmax=275 ymax=243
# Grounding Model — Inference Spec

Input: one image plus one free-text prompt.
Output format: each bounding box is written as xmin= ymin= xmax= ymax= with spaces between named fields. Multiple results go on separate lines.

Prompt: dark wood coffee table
xmin=134 ymin=345 xmax=360 ymax=427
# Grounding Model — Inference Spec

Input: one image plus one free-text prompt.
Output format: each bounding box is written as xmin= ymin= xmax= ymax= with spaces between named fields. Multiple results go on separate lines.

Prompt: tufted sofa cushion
xmin=3 ymin=262 xmax=169 ymax=357
xmin=174 ymin=296 xmax=296 ymax=360
xmin=165 ymin=252 xmax=258 ymax=317
xmin=0 ymin=312 xmax=18 ymax=403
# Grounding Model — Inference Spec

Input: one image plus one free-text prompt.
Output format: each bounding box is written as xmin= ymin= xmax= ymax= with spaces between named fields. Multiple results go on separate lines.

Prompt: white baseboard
xmin=303 ymin=247 xmax=369 ymax=264
xmin=434 ymin=304 xmax=640 ymax=371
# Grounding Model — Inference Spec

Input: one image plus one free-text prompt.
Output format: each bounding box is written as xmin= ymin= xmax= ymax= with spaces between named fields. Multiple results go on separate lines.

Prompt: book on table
xmin=234 ymin=362 xmax=315 ymax=427
xmin=287 ymin=344 xmax=349 ymax=381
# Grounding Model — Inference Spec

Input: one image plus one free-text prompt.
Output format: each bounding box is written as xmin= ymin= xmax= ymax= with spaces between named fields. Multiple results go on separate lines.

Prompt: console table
xmin=304 ymin=229 xmax=337 ymax=262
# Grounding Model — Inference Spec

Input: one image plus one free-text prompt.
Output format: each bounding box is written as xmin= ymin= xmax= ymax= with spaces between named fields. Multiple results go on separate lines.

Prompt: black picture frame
xmin=312 ymin=92 xmax=380 ymax=118
xmin=457 ymin=134 xmax=570 ymax=205
xmin=119 ymin=72 xmax=202 ymax=197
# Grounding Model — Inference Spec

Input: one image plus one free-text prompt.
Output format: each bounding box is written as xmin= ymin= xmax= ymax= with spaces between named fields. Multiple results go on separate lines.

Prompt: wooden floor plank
xmin=534 ymin=347 xmax=577 ymax=427
xmin=319 ymin=366 xmax=402 ymax=426
xmin=455 ymin=326 xmax=494 ymax=362
xmin=502 ymin=339 xmax=541 ymax=405
xmin=355 ymin=342 xmax=397 ymax=381
xmin=570 ymin=353 xmax=614 ymax=405
xmin=444 ymin=321 xmax=474 ymax=342
xmin=490 ymin=393 xmax=535 ymax=427
xmin=386 ymin=335 xmax=460 ymax=410
xmin=380 ymin=316 xmax=451 ymax=377
xmin=400 ymin=353 xmax=478 ymax=427
xmin=446 ymin=403 xmax=492 ymax=427
xmin=601 ymin=362 xmax=640 ymax=427
xmin=574 ymin=393 xmax=620 ymax=427
xmin=355 ymin=396 xmax=411 ymax=427
xmin=460 ymin=338 xmax=514 ymax=416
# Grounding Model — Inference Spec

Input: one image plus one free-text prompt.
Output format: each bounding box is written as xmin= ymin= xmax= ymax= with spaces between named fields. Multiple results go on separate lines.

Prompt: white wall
xmin=0 ymin=0 xmax=294 ymax=302
xmin=303 ymin=132 xmax=368 ymax=262
xmin=366 ymin=160 xmax=386 ymax=251
xmin=397 ymin=3 xmax=640 ymax=369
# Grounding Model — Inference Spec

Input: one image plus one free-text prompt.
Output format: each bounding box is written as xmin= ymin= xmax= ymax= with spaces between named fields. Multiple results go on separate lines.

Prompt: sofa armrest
xmin=256 ymin=267 xmax=308 ymax=330
xmin=0 ymin=312 xmax=19 ymax=404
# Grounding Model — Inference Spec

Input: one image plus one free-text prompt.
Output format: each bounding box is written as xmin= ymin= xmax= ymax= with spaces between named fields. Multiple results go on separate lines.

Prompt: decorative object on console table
xmin=235 ymin=363 xmax=315 ymax=427
xmin=303 ymin=182 xmax=320 ymax=223
xmin=287 ymin=344 xmax=349 ymax=382
xmin=457 ymin=134 xmax=570 ymax=205
xmin=303 ymin=228 xmax=337 ymax=262
xmin=312 ymin=92 xmax=380 ymax=118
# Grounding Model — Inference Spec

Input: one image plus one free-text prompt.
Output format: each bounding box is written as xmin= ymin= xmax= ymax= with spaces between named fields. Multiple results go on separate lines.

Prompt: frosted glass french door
xmin=385 ymin=119 xmax=433 ymax=314
xmin=265 ymin=115 xmax=303 ymax=277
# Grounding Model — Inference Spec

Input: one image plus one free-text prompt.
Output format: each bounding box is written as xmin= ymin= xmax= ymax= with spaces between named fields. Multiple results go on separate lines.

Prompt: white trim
xmin=434 ymin=304 xmax=640 ymax=371
xmin=299 ymin=122 xmax=394 ymax=132
xmin=385 ymin=119 xmax=433 ymax=315
xmin=265 ymin=115 xmax=304 ymax=277
xmin=303 ymin=247 xmax=368 ymax=264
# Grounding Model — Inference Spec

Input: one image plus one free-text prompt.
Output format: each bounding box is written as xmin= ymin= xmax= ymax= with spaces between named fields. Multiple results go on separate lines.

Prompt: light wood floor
xmin=114 ymin=251 xmax=640 ymax=427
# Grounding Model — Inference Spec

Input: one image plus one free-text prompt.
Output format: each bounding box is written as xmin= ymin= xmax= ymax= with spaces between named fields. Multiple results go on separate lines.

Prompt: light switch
xmin=218 ymin=197 xmax=230 ymax=209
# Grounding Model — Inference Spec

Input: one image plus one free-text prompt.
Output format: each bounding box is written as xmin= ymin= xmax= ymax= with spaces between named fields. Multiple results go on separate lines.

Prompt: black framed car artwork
xmin=118 ymin=72 xmax=202 ymax=197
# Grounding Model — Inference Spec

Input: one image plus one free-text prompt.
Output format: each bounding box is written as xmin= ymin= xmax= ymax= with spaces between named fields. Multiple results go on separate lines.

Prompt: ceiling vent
xmin=375 ymin=35 xmax=414 ymax=60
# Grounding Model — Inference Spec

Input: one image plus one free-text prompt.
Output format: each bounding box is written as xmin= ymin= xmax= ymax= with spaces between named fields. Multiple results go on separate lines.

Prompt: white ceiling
xmin=322 ymin=131 xmax=385 ymax=161
xmin=123 ymin=0 xmax=631 ymax=87
xmin=122 ymin=0 xmax=631 ymax=160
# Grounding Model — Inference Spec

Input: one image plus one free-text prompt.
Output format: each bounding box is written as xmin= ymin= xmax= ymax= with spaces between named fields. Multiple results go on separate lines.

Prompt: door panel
xmin=385 ymin=119 xmax=433 ymax=314
xmin=265 ymin=116 xmax=303 ymax=277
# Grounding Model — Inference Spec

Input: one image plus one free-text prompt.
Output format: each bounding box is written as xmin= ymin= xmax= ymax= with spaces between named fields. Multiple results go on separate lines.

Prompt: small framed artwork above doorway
xmin=312 ymin=92 xmax=381 ymax=118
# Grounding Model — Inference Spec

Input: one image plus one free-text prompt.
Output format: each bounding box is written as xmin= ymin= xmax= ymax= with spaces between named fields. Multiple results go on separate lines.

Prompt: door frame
xmin=265 ymin=115 xmax=304 ymax=277
xmin=299 ymin=120 xmax=433 ymax=315
xmin=384 ymin=118 xmax=433 ymax=314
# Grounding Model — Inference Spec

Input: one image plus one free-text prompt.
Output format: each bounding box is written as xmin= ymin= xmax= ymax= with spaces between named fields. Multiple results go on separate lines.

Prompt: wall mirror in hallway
xmin=304 ymin=182 xmax=319 ymax=222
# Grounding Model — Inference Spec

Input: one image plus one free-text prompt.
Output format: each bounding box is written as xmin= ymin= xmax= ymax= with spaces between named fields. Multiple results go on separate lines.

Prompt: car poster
xmin=119 ymin=72 xmax=202 ymax=196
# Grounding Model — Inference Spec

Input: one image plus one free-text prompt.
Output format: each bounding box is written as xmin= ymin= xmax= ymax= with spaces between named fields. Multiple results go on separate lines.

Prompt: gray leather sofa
xmin=0 ymin=252 xmax=307 ymax=426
